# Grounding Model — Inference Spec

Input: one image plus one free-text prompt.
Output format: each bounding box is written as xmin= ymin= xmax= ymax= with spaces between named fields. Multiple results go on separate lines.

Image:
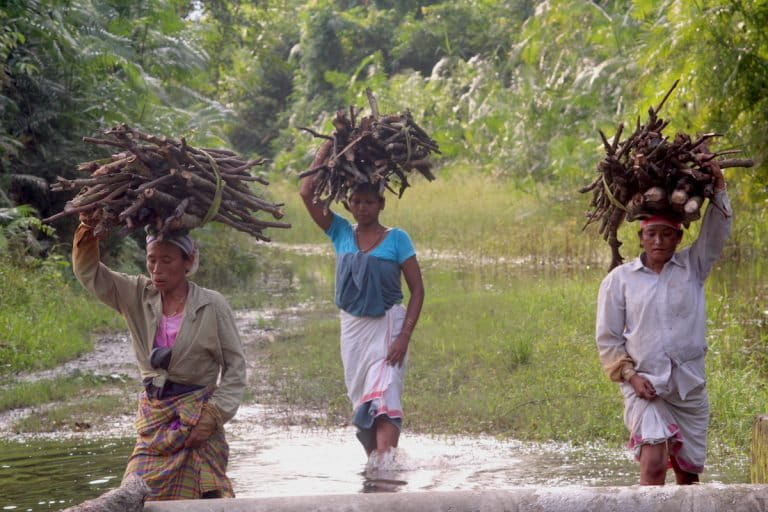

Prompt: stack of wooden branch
xmin=580 ymin=80 xmax=753 ymax=270
xmin=299 ymin=88 xmax=440 ymax=209
xmin=44 ymin=124 xmax=290 ymax=241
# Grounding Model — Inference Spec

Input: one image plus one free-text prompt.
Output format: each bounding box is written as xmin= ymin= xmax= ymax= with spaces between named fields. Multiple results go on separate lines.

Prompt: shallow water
xmin=0 ymin=414 xmax=749 ymax=510
xmin=226 ymin=419 xmax=748 ymax=498
xmin=0 ymin=438 xmax=132 ymax=510
xmin=0 ymin=247 xmax=761 ymax=509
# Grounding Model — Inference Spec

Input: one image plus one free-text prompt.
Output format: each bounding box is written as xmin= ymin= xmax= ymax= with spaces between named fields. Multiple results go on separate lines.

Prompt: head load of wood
xmin=44 ymin=124 xmax=290 ymax=241
xmin=579 ymin=80 xmax=753 ymax=270
xmin=299 ymin=88 xmax=440 ymax=211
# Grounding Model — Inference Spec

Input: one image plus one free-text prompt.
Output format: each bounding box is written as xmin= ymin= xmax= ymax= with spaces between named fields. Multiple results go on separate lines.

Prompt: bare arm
xmin=299 ymin=140 xmax=334 ymax=232
xmin=387 ymin=255 xmax=425 ymax=367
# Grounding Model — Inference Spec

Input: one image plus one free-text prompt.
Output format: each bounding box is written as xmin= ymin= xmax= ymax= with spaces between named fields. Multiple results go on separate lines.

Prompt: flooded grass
xmin=0 ymin=375 xmax=125 ymax=413
xmin=263 ymin=175 xmax=768 ymax=458
xmin=261 ymin=250 xmax=768 ymax=461
xmin=0 ymin=175 xmax=765 ymax=505
xmin=13 ymin=393 xmax=135 ymax=434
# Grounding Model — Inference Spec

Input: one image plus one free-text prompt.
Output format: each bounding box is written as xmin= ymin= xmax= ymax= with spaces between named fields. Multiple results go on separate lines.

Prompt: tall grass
xmin=270 ymin=166 xmax=605 ymax=263
xmin=268 ymin=166 xmax=767 ymax=265
xmin=263 ymin=171 xmax=768 ymax=456
xmin=0 ymin=257 xmax=121 ymax=374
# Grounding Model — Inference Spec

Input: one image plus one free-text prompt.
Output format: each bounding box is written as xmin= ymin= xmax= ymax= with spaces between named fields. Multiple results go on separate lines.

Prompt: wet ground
xmin=0 ymin=309 xmax=750 ymax=510
xmin=0 ymin=407 xmax=749 ymax=511
xmin=0 ymin=246 xmax=757 ymax=510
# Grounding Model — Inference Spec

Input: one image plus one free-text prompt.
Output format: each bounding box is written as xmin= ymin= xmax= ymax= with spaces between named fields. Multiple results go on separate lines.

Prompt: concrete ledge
xmin=144 ymin=484 xmax=768 ymax=512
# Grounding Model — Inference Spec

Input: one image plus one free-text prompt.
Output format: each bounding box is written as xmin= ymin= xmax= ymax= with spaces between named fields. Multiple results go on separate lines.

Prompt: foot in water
xmin=362 ymin=447 xmax=409 ymax=492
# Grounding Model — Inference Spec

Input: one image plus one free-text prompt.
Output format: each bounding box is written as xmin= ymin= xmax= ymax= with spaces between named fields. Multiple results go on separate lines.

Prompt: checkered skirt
xmin=123 ymin=387 xmax=234 ymax=500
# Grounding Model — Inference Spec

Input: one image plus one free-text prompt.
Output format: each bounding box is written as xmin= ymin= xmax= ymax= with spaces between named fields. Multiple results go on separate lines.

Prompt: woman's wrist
xmin=620 ymin=366 xmax=637 ymax=382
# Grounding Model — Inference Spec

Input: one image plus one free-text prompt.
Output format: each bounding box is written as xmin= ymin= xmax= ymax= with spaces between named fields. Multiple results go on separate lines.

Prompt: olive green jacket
xmin=72 ymin=224 xmax=247 ymax=423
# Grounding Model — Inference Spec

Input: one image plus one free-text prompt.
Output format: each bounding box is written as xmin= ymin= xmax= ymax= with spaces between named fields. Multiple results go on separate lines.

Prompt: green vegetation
xmin=0 ymin=255 xmax=121 ymax=374
xmin=13 ymin=393 xmax=134 ymax=433
xmin=0 ymin=0 xmax=766 ymax=460
xmin=264 ymin=179 xmax=768 ymax=456
xmin=268 ymin=262 xmax=768 ymax=451
xmin=0 ymin=374 xmax=128 ymax=413
xmin=272 ymin=169 xmax=768 ymax=265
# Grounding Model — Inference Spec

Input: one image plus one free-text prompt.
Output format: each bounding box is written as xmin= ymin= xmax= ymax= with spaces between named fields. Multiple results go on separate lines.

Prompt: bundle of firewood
xmin=299 ymin=88 xmax=440 ymax=209
xmin=44 ymin=124 xmax=290 ymax=241
xmin=580 ymin=81 xmax=753 ymax=270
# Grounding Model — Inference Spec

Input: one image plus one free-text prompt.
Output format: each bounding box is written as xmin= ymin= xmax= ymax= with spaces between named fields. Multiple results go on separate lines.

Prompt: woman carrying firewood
xmin=299 ymin=141 xmax=425 ymax=459
xmin=595 ymin=161 xmax=731 ymax=485
xmin=72 ymin=212 xmax=246 ymax=500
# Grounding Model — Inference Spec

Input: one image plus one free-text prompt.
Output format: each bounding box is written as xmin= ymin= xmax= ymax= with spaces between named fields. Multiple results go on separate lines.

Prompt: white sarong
xmin=623 ymin=380 xmax=708 ymax=474
xmin=340 ymin=304 xmax=407 ymax=420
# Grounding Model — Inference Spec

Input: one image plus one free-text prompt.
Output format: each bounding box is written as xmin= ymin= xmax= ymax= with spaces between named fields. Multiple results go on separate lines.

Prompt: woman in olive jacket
xmin=72 ymin=215 xmax=246 ymax=500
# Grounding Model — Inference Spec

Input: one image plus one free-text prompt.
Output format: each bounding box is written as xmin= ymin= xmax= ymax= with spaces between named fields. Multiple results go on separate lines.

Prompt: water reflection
xmin=0 ymin=249 xmax=760 ymax=509
xmin=224 ymin=405 xmax=748 ymax=498
xmin=0 ymin=411 xmax=750 ymax=509
xmin=0 ymin=439 xmax=132 ymax=510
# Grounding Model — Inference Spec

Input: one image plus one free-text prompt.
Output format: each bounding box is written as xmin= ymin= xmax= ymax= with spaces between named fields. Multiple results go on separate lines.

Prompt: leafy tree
xmin=631 ymin=0 xmax=768 ymax=197
xmin=0 ymin=0 xmax=222 ymax=216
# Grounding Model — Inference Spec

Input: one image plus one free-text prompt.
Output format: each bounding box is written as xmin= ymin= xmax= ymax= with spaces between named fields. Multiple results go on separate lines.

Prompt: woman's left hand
xmin=386 ymin=333 xmax=410 ymax=367
xmin=184 ymin=409 xmax=218 ymax=449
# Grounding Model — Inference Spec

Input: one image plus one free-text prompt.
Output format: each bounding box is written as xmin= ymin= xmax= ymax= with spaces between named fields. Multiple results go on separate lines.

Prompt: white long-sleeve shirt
xmin=596 ymin=190 xmax=732 ymax=400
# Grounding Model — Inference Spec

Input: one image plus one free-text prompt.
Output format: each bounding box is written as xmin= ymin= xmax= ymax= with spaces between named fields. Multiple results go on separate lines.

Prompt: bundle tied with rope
xmin=580 ymin=80 xmax=754 ymax=270
xmin=44 ymin=124 xmax=290 ymax=241
xmin=298 ymin=88 xmax=440 ymax=210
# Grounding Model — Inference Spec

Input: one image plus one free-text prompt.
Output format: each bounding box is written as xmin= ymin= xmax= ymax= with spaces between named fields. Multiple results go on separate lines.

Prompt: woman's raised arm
xmin=299 ymin=140 xmax=334 ymax=232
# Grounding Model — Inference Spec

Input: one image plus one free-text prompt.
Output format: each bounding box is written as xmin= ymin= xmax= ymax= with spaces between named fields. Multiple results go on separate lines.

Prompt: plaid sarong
xmin=123 ymin=386 xmax=234 ymax=500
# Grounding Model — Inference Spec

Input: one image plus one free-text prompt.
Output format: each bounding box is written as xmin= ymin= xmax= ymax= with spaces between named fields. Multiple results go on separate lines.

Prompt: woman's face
xmin=348 ymin=191 xmax=384 ymax=226
xmin=639 ymin=225 xmax=682 ymax=267
xmin=146 ymin=241 xmax=191 ymax=292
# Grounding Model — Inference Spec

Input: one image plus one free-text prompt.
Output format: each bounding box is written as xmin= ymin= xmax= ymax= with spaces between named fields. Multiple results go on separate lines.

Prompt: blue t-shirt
xmin=326 ymin=213 xmax=416 ymax=317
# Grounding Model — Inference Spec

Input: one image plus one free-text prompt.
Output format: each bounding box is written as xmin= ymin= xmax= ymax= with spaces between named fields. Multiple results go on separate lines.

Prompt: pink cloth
xmin=155 ymin=313 xmax=183 ymax=348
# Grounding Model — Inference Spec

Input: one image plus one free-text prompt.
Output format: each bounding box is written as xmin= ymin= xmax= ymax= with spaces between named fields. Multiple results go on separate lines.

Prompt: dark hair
xmin=349 ymin=181 xmax=385 ymax=200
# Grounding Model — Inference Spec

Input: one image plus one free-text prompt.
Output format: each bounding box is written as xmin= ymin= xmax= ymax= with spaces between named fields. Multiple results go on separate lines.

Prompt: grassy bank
xmin=2 ymin=167 xmax=765 ymax=457
xmin=0 ymin=375 xmax=135 ymax=433
xmin=270 ymin=167 xmax=604 ymax=264
xmin=268 ymin=165 xmax=768 ymax=264
xmin=0 ymin=257 xmax=122 ymax=374
xmin=263 ymin=170 xmax=768 ymax=456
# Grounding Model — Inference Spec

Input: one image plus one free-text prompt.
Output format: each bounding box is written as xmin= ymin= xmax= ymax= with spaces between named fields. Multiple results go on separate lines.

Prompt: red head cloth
xmin=640 ymin=215 xmax=682 ymax=231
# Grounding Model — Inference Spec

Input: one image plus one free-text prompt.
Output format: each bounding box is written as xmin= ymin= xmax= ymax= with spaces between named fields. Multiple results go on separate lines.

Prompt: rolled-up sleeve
xmin=208 ymin=299 xmax=247 ymax=423
xmin=596 ymin=271 xmax=634 ymax=382
xmin=72 ymin=223 xmax=142 ymax=313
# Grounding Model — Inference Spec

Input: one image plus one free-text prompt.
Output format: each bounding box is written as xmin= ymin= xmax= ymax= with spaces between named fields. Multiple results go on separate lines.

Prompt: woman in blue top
xmin=300 ymin=141 xmax=425 ymax=458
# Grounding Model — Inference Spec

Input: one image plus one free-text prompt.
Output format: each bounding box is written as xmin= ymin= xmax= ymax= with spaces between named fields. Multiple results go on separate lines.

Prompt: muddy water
xmin=0 ymin=420 xmax=749 ymax=510
xmin=0 ymin=246 xmax=761 ymax=509
xmin=225 ymin=409 xmax=748 ymax=497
